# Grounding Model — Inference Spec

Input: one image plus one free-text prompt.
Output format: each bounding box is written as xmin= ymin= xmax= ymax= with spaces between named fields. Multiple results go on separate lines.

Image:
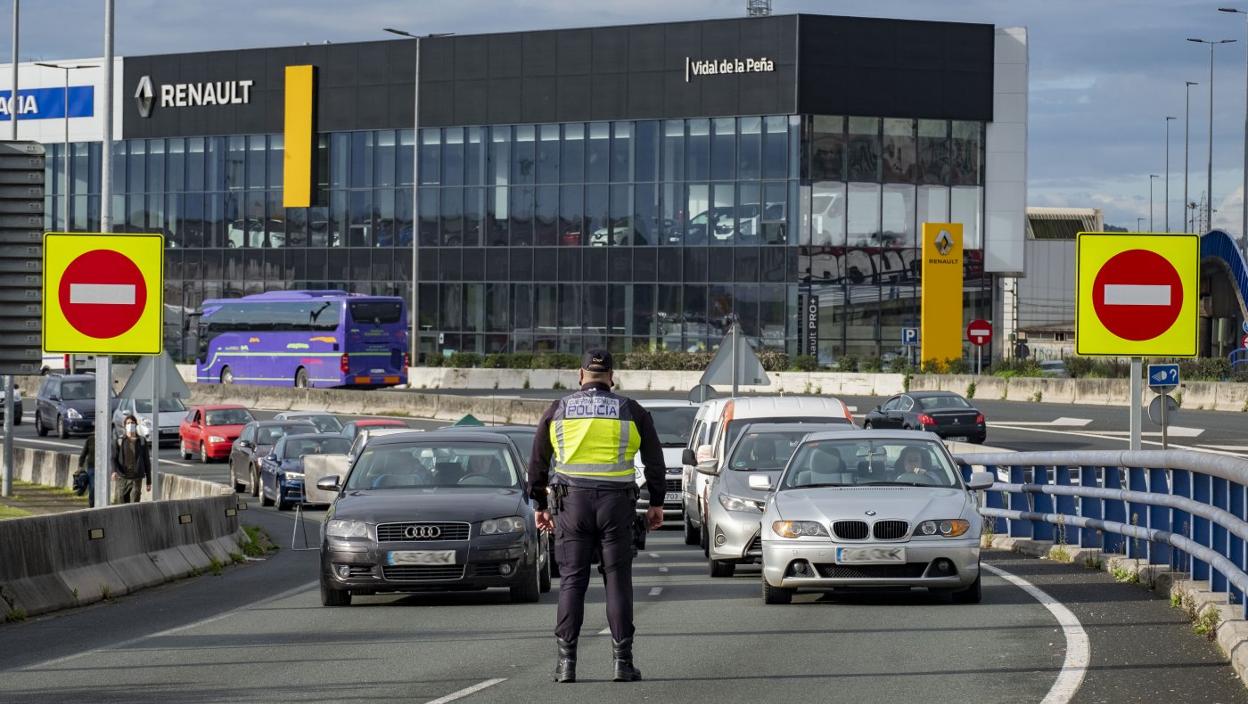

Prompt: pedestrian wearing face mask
xmin=113 ymin=414 xmax=151 ymax=504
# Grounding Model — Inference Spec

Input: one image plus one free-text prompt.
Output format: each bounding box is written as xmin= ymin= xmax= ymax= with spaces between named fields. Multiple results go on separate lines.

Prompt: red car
xmin=180 ymin=405 xmax=256 ymax=463
xmin=340 ymin=418 xmax=408 ymax=441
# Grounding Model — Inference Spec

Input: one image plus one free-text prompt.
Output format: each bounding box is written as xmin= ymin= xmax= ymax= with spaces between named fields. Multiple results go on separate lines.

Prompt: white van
xmin=686 ymin=396 xmax=856 ymax=554
xmin=681 ymin=397 xmax=730 ymax=546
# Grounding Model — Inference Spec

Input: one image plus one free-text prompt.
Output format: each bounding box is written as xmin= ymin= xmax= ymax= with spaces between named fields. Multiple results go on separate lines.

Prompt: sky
xmin=5 ymin=0 xmax=1248 ymax=232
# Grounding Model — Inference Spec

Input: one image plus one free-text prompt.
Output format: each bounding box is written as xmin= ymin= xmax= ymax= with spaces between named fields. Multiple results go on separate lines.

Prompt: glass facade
xmin=44 ymin=114 xmax=989 ymax=365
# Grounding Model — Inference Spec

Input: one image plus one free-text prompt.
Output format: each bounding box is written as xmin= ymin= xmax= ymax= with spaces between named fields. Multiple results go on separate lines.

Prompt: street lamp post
xmin=34 ymin=62 xmax=96 ymax=230
xmin=1149 ymin=174 xmax=1160 ymax=230
xmin=1188 ymin=37 xmax=1237 ymax=232
xmin=1185 ymin=81 xmax=1198 ymax=233
xmin=1165 ymin=116 xmax=1176 ymax=231
xmin=1218 ymin=7 xmax=1248 ymax=255
xmin=1137 ymin=216 xmax=1146 ymax=231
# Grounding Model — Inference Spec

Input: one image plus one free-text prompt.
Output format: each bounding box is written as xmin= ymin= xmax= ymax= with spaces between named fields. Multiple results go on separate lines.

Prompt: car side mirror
xmin=748 ymin=474 xmax=772 ymax=490
xmin=966 ymin=471 xmax=995 ymax=491
xmin=682 ymin=448 xmax=697 ymax=466
xmin=695 ymin=458 xmax=719 ymax=476
xmin=316 ymin=475 xmax=341 ymax=492
xmin=873 ymin=405 xmax=881 ymax=413
xmin=695 ymin=444 xmax=715 ymax=464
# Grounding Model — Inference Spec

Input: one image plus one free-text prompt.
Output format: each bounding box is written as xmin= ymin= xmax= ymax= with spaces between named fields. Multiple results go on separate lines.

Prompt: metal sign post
xmin=2 ymin=375 xmax=11 ymax=497
xmin=150 ymin=353 xmax=160 ymax=501
xmin=1129 ymin=358 xmax=1142 ymax=451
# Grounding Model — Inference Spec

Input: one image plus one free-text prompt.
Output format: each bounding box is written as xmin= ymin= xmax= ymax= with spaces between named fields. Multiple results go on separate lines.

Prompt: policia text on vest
xmin=529 ymin=349 xmax=666 ymax=684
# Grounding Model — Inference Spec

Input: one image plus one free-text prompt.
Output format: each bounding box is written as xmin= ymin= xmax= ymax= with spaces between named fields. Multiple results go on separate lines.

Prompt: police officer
xmin=529 ymin=349 xmax=665 ymax=684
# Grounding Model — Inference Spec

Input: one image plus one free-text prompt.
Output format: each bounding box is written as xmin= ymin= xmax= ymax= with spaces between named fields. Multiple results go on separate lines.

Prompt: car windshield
xmin=346 ymin=442 xmax=520 ymax=490
xmin=727 ymin=430 xmax=813 ymax=471
xmin=916 ymin=395 xmax=972 ymax=410
xmin=648 ymin=406 xmax=698 ymax=447
xmin=726 ymin=416 xmax=847 ymax=450
xmin=258 ymin=424 xmax=308 ymax=445
xmin=206 ymin=408 xmax=253 ymax=425
xmin=135 ymin=398 xmax=187 ymax=413
xmin=503 ymin=431 xmax=536 ymax=464
xmin=60 ymin=381 xmax=94 ymax=401
xmin=781 ymin=439 xmax=960 ymax=489
xmin=289 ymin=414 xmax=342 ymax=433
xmin=282 ymin=436 xmax=350 ymax=458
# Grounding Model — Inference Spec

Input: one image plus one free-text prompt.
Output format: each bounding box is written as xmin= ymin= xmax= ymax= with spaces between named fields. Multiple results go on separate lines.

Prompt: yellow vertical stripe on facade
xmin=283 ymin=65 xmax=314 ymax=208
xmin=920 ymin=222 xmax=965 ymax=367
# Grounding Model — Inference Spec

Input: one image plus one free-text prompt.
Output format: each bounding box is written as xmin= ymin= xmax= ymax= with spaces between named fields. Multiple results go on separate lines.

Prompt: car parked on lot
xmin=35 ymin=374 xmax=115 ymax=438
xmin=1039 ymin=360 xmax=1069 ymax=378
xmin=274 ymin=411 xmax=344 ymax=434
xmin=759 ymin=430 xmax=992 ymax=605
xmin=112 ymin=397 xmax=187 ymax=447
xmin=258 ymin=432 xmax=351 ymax=510
xmin=862 ymin=391 xmax=986 ymax=443
xmin=341 ymin=418 xmax=408 ymax=441
xmin=703 ymin=422 xmax=857 ymax=578
xmin=316 ymin=431 xmax=551 ymax=606
xmin=179 ymin=405 xmax=255 ymax=463
xmin=230 ymin=420 xmax=318 ymax=496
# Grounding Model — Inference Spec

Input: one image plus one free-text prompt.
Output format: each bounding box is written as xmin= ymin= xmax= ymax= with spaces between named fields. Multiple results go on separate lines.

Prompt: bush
xmin=481 ymin=353 xmax=508 ymax=369
xmin=505 ymin=353 xmax=534 ymax=369
xmin=789 ymin=355 xmax=819 ymax=372
xmin=423 ymin=354 xmax=444 ymax=367
xmin=860 ymin=356 xmax=883 ymax=373
xmin=835 ymin=355 xmax=860 ymax=372
xmin=447 ymin=352 xmax=482 ymax=368
xmin=944 ymin=358 xmax=969 ymax=375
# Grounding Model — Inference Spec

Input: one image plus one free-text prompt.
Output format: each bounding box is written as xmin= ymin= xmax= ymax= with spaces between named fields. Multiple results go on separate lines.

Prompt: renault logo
xmin=134 ymin=75 xmax=154 ymax=118
xmin=403 ymin=525 xmax=441 ymax=540
xmin=934 ymin=229 xmax=954 ymax=256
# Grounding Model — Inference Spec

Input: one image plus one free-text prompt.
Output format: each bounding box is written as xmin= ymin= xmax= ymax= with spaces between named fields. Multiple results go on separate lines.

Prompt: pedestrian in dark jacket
xmin=112 ymin=414 xmax=150 ymax=504
xmin=76 ymin=433 xmax=97 ymax=508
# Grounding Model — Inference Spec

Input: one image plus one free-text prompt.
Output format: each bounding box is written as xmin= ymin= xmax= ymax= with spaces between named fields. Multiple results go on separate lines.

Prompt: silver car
xmin=760 ymin=430 xmax=993 ymax=605
xmin=704 ymin=422 xmax=856 ymax=578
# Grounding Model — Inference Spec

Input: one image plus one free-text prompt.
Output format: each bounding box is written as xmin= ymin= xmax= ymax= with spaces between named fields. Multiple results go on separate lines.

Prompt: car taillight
xmin=975 ymin=413 xmax=985 ymax=424
xmin=63 ymin=354 xmax=71 ymax=371
xmin=402 ymin=352 xmax=410 ymax=369
xmin=918 ymin=414 xmax=936 ymax=426
xmin=340 ymin=353 xmax=350 ymax=374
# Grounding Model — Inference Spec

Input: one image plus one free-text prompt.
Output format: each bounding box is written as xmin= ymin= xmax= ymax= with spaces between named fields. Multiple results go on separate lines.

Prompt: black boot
xmin=553 ymin=637 xmax=577 ymax=683
xmin=612 ymin=638 xmax=642 ymax=682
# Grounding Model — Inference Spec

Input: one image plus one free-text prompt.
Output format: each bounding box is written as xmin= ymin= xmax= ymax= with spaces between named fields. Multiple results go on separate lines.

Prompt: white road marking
xmin=648 ymin=587 xmax=663 ymax=597
xmin=984 ymin=563 xmax=1088 ymax=704
xmin=987 ymin=422 xmax=1246 ymax=458
xmin=1086 ymin=427 xmax=1204 ymax=438
xmin=159 ymin=459 xmax=193 ymax=468
xmin=988 ymin=417 xmax=1092 ymax=428
xmin=648 ymin=552 xmax=660 ymax=559
xmin=1103 ymin=283 xmax=1170 ymax=306
xmin=846 ymin=405 xmax=858 ymax=413
xmin=1 ymin=436 xmax=81 ymax=450
xmin=425 ymin=678 xmax=507 ymax=704
xmin=69 ymin=282 xmax=135 ymax=305
xmin=658 ymin=566 xmax=669 ymax=573
xmin=598 ymin=626 xmax=612 ymax=635
xmin=1197 ymin=444 xmax=1248 ymax=452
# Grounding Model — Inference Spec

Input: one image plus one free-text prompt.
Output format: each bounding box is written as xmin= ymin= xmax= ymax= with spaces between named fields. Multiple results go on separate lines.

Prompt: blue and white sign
xmin=1242 ymin=320 xmax=1248 ymax=335
xmin=1147 ymin=363 xmax=1180 ymax=394
xmin=901 ymin=327 xmax=919 ymax=346
xmin=0 ymin=86 xmax=94 ymax=121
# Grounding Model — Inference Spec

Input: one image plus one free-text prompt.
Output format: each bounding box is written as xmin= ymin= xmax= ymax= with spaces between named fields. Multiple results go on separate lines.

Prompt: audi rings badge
xmin=403 ymin=524 xmax=442 ymax=540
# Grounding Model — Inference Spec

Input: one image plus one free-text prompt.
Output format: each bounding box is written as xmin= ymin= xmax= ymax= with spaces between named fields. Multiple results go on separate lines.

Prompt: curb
xmin=984 ymin=535 xmax=1248 ymax=688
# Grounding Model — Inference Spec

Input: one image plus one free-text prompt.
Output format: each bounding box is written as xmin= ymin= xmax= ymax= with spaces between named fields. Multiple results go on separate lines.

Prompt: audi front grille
xmin=872 ymin=520 xmax=910 ymax=541
xmin=381 ymin=565 xmax=466 ymax=581
xmin=375 ymin=521 xmax=471 ymax=542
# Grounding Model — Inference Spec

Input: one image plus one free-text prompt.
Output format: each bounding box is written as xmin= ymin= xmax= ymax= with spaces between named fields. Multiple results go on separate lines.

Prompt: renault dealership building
xmin=6 ymin=13 xmax=1028 ymax=365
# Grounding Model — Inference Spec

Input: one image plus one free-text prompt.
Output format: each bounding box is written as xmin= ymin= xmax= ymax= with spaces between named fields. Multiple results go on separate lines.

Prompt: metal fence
xmin=955 ymin=450 xmax=1248 ymax=617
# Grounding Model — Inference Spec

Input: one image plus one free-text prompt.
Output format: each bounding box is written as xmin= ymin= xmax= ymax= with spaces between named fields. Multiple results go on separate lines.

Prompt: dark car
xmin=230 ymin=420 xmax=318 ymax=496
xmin=862 ymin=391 xmax=986 ymax=443
xmin=440 ymin=424 xmax=537 ymax=468
xmin=315 ymin=431 xmax=551 ymax=607
xmin=34 ymin=374 xmax=116 ymax=438
xmin=258 ymin=432 xmax=351 ymax=511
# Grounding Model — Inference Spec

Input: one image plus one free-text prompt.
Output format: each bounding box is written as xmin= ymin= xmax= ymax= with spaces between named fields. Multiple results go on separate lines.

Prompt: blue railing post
xmin=1212 ymin=477 xmax=1229 ymax=594
xmin=1008 ymin=465 xmax=1029 ymax=538
xmin=1171 ymin=469 xmax=1191 ymax=574
xmin=1147 ymin=467 xmax=1170 ymax=566
xmin=1054 ymin=465 xmax=1079 ymax=546
xmin=1193 ymin=473 xmax=1212 ymax=582
xmin=1032 ymin=465 xmax=1055 ymax=541
xmin=1127 ymin=467 xmax=1149 ymax=561
xmin=1103 ymin=466 xmax=1126 ymax=554
xmin=1079 ymin=465 xmax=1101 ymax=549
xmin=1230 ymin=482 xmax=1245 ymax=606
xmin=983 ymin=464 xmax=1007 ymax=535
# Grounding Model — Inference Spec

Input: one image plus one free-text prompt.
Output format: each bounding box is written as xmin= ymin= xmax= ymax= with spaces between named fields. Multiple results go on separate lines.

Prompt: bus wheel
xmin=294 ymin=367 xmax=308 ymax=389
xmin=220 ymin=366 xmax=233 ymax=385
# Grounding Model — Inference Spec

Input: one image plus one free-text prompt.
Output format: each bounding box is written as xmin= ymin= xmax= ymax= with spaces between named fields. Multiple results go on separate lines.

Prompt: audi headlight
xmin=326 ymin=519 xmax=370 ymax=539
xmin=208 ymin=435 xmax=226 ymax=443
xmin=480 ymin=516 xmax=527 ymax=535
xmin=916 ymin=519 xmax=971 ymax=538
xmin=65 ymin=407 xmax=82 ymax=419
xmin=284 ymin=471 xmax=305 ymax=481
xmin=718 ymin=493 xmax=765 ymax=513
xmin=771 ymin=520 xmax=829 ymax=538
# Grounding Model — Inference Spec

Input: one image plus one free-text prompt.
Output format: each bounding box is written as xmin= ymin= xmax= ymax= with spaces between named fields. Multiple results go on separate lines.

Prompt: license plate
xmin=836 ymin=546 xmax=905 ymax=564
xmin=665 ymin=491 xmax=681 ymax=503
xmin=949 ymin=436 xmax=968 ymax=442
xmin=386 ymin=550 xmax=456 ymax=566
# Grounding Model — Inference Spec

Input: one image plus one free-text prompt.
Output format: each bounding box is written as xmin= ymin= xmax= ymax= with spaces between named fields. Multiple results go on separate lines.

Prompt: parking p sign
xmin=901 ymin=327 xmax=919 ymax=346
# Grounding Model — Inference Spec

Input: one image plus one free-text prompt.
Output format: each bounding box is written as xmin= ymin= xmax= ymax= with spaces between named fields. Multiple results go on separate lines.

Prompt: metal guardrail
xmin=955 ymin=450 xmax=1248 ymax=617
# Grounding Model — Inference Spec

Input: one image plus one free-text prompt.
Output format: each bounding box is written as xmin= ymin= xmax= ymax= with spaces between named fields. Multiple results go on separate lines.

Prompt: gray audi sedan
xmin=316 ymin=430 xmax=551 ymax=606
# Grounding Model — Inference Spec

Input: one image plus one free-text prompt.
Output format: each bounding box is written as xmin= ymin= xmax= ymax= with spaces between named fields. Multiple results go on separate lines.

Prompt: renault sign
xmin=134 ymin=75 xmax=254 ymax=117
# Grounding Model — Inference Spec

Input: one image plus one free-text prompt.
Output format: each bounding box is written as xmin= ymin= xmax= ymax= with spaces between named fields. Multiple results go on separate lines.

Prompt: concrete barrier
xmin=157 ymin=472 xmax=234 ymax=500
xmin=12 ymin=446 xmax=78 ymax=491
xmin=0 ymin=494 xmax=243 ymax=619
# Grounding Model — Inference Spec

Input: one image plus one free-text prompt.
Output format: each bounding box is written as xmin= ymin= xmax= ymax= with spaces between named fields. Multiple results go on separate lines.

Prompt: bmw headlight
xmin=326 ymin=519 xmax=370 ymax=539
xmin=718 ymin=493 xmax=765 ymax=513
xmin=771 ymin=520 xmax=830 ymax=538
xmin=65 ymin=407 xmax=82 ymax=419
xmin=916 ymin=519 xmax=971 ymax=538
xmin=480 ymin=516 xmax=527 ymax=535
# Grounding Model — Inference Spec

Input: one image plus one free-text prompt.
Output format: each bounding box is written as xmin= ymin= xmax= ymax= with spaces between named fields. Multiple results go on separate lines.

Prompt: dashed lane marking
xmin=658 ymin=566 xmax=669 ymax=573
xmin=425 ymin=678 xmax=507 ymax=704
xmin=648 ymin=587 xmax=663 ymax=597
xmin=648 ymin=552 xmax=660 ymax=559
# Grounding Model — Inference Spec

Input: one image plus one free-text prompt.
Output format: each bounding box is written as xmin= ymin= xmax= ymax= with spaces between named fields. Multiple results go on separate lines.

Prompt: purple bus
xmin=193 ymin=291 xmax=409 ymax=389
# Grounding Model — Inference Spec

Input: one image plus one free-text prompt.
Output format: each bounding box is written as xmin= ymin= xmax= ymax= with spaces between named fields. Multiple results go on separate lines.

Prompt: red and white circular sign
xmin=56 ymin=249 xmax=148 ymax=339
xmin=1091 ymin=249 xmax=1183 ymax=342
xmin=966 ymin=319 xmax=993 ymax=347
xmin=1242 ymin=333 xmax=1248 ymax=349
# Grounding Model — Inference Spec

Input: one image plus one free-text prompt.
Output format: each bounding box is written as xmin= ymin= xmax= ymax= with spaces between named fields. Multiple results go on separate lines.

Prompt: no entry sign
xmin=43 ymin=233 xmax=163 ymax=354
xmin=966 ymin=319 xmax=992 ymax=347
xmin=1075 ymin=233 xmax=1198 ymax=357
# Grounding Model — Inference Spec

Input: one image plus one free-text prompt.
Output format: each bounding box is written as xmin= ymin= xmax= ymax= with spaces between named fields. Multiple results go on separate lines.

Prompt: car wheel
xmin=863 ymin=421 xmax=873 ymax=429
xmin=57 ymin=415 xmax=68 ymax=439
xmin=294 ymin=367 xmax=309 ymax=389
xmin=250 ymin=467 xmax=260 ymax=498
xmin=35 ymin=412 xmax=46 ymax=436
xmin=276 ymin=488 xmax=291 ymax=511
xmin=220 ymin=366 xmax=234 ymax=385
xmin=952 ymin=573 xmax=982 ymax=604
xmin=538 ymin=547 xmax=552 ymax=594
xmin=181 ymin=440 xmax=192 ymax=461
xmin=200 ymin=442 xmax=209 ymax=464
xmin=319 ymin=574 xmax=352 ymax=607
xmin=510 ymin=563 xmax=541 ymax=603
xmin=260 ymin=475 xmax=274 ymax=507
xmin=762 ymin=578 xmax=793 ymax=605
xmin=683 ymin=516 xmax=699 ymax=546
xmin=710 ymin=559 xmax=736 ymax=578
xmin=231 ymin=466 xmax=244 ymax=493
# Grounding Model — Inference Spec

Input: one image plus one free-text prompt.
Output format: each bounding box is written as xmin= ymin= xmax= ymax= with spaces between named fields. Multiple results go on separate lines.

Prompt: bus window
xmin=349 ymin=301 xmax=403 ymax=325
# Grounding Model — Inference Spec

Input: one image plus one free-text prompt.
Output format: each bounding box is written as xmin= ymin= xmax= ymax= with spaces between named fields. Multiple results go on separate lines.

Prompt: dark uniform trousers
xmin=554 ymin=486 xmax=636 ymax=643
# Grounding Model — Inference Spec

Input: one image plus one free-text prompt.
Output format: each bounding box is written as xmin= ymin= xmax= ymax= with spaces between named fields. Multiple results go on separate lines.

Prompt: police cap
xmin=581 ymin=348 xmax=614 ymax=373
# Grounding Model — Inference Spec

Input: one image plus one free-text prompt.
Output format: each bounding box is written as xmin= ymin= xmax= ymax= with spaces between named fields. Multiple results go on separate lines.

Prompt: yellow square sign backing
xmin=1075 ymin=232 xmax=1198 ymax=357
xmin=43 ymin=232 xmax=164 ymax=355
